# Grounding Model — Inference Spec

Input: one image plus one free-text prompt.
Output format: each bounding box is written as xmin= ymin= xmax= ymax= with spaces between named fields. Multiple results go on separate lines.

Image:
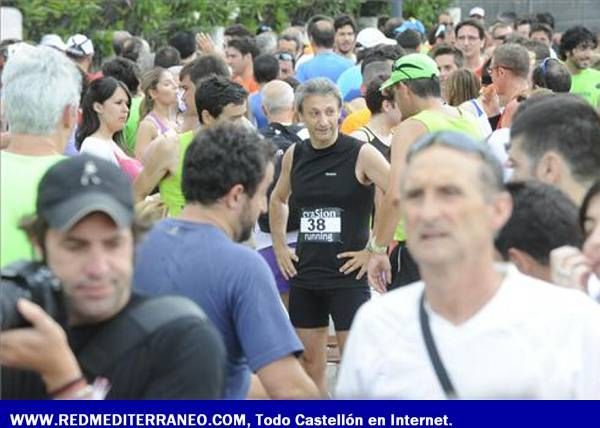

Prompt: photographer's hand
xmin=0 ymin=299 xmax=83 ymax=393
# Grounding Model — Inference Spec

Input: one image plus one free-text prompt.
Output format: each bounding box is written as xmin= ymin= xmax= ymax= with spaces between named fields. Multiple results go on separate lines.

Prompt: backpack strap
xmin=78 ymin=295 xmax=207 ymax=376
xmin=269 ymin=123 xmax=304 ymax=144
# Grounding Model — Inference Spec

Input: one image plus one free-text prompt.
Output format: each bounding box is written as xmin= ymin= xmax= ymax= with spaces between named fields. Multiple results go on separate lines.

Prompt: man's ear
xmin=535 ymin=151 xmax=563 ymax=185
xmin=62 ymin=105 xmax=78 ymax=131
xmin=491 ymin=190 xmax=513 ymax=232
xmin=201 ymin=109 xmax=214 ymax=126
xmin=222 ymin=183 xmax=245 ymax=210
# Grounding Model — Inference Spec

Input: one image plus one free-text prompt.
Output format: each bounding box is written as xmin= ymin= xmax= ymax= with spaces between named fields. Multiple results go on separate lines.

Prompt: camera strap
xmin=419 ymin=291 xmax=458 ymax=399
xmin=77 ymin=295 xmax=208 ymax=376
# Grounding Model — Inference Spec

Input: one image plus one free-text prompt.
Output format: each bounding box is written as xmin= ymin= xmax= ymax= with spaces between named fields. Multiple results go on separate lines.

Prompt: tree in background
xmin=4 ymin=0 xmax=450 ymax=62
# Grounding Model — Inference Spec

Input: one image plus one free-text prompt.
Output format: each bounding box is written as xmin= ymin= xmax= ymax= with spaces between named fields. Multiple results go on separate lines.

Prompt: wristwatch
xmin=366 ymin=236 xmax=387 ymax=255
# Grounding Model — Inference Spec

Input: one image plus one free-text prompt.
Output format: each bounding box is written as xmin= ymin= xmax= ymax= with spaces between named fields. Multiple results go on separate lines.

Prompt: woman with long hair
xmin=135 ymin=67 xmax=179 ymax=160
xmin=551 ymin=180 xmax=600 ymax=298
xmin=77 ymin=76 xmax=176 ymax=201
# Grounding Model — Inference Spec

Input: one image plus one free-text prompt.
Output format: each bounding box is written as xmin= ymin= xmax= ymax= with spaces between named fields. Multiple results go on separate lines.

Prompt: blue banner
xmin=0 ymin=401 xmax=594 ymax=428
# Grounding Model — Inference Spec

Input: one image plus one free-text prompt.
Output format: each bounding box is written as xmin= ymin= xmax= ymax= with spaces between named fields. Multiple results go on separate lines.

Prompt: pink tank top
xmin=114 ymin=150 xmax=143 ymax=181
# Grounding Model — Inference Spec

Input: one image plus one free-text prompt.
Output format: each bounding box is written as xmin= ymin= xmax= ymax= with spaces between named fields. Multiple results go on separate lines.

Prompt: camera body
xmin=0 ymin=261 xmax=67 ymax=330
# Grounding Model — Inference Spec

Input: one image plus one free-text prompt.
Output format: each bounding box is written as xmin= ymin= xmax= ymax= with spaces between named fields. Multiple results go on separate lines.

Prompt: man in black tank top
xmin=270 ymin=78 xmax=390 ymax=395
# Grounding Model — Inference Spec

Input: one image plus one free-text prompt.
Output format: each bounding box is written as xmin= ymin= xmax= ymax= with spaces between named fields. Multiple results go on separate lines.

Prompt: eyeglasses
xmin=486 ymin=64 xmax=513 ymax=75
xmin=440 ymin=21 xmax=453 ymax=27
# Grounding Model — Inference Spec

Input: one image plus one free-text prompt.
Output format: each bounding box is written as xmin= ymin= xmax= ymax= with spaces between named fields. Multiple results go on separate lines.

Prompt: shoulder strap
xmin=419 ymin=291 xmax=458 ymax=399
xmin=78 ymin=295 xmax=207 ymax=376
xmin=269 ymin=122 xmax=304 ymax=144
xmin=469 ymin=99 xmax=484 ymax=116
xmin=357 ymin=127 xmax=373 ymax=144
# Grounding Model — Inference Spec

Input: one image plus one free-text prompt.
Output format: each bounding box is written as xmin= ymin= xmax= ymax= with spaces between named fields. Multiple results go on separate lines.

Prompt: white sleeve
xmin=335 ymin=303 xmax=374 ymax=398
xmin=578 ymin=299 xmax=600 ymax=399
xmin=79 ymin=138 xmax=119 ymax=165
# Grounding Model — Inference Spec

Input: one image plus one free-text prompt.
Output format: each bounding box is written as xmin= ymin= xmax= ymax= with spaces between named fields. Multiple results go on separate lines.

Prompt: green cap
xmin=380 ymin=53 xmax=440 ymax=91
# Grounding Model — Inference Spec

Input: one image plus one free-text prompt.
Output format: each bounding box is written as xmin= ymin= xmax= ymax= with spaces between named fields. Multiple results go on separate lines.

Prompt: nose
xmin=419 ymin=193 xmax=441 ymax=221
xmin=84 ymin=246 xmax=111 ymax=279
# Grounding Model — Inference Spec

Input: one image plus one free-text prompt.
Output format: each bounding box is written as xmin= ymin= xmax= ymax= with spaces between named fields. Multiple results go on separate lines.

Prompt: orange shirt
xmin=234 ymin=75 xmax=259 ymax=94
xmin=340 ymin=108 xmax=371 ymax=135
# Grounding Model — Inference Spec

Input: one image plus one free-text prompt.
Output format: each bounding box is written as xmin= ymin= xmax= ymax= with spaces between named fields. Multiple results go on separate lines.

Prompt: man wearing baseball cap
xmin=65 ymin=33 xmax=101 ymax=80
xmin=1 ymin=155 xmax=226 ymax=399
xmin=367 ymin=53 xmax=483 ymax=291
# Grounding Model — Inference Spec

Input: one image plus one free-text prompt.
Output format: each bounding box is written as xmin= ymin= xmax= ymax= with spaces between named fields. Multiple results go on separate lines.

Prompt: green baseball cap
xmin=380 ymin=53 xmax=440 ymax=91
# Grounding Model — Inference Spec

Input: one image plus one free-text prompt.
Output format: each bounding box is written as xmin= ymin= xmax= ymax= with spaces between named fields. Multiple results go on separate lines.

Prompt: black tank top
xmin=356 ymin=126 xmax=390 ymax=161
xmin=290 ymin=134 xmax=374 ymax=289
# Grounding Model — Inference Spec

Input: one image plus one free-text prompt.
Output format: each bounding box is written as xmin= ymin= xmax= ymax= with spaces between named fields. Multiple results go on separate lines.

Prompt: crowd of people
xmin=0 ymin=5 xmax=599 ymax=400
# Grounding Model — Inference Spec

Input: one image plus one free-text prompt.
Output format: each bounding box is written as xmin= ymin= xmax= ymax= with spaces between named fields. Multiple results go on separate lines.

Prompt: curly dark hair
xmin=559 ymin=25 xmax=597 ymax=60
xmin=182 ymin=122 xmax=276 ymax=205
xmin=101 ymin=57 xmax=140 ymax=94
xmin=194 ymin=75 xmax=248 ymax=123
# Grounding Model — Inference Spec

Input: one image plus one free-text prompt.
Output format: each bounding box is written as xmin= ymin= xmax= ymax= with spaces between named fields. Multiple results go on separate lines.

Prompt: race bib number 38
xmin=299 ymin=207 xmax=343 ymax=243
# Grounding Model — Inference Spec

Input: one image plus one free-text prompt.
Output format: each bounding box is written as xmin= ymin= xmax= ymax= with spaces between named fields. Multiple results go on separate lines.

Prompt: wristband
xmin=49 ymin=376 xmax=86 ymax=398
xmin=366 ymin=236 xmax=387 ymax=255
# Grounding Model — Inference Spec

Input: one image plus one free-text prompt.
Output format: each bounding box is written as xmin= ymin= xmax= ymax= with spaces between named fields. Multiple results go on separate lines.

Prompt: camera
xmin=0 ymin=261 xmax=66 ymax=330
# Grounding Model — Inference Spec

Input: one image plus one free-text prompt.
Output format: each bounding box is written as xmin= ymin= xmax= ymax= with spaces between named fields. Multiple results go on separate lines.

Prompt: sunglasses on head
xmin=275 ymin=51 xmax=294 ymax=62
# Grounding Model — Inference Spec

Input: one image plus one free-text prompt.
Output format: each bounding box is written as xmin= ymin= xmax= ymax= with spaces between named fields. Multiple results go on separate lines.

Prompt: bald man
xmin=256 ymin=80 xmax=308 ymax=309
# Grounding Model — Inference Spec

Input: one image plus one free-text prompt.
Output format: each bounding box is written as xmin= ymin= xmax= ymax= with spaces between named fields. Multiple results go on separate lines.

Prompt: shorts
xmin=259 ymin=244 xmax=296 ymax=294
xmin=289 ymin=286 xmax=370 ymax=331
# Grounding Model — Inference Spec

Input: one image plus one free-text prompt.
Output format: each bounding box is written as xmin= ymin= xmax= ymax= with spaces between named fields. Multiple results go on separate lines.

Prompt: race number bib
xmin=299 ymin=207 xmax=342 ymax=243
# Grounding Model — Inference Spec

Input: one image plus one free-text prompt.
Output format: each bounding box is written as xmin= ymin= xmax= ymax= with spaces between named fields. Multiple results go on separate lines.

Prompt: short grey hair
xmin=2 ymin=46 xmax=81 ymax=135
xmin=262 ymin=80 xmax=294 ymax=115
xmin=405 ymin=131 xmax=505 ymax=199
xmin=493 ymin=43 xmax=530 ymax=79
xmin=256 ymin=32 xmax=278 ymax=55
xmin=294 ymin=78 xmax=342 ymax=114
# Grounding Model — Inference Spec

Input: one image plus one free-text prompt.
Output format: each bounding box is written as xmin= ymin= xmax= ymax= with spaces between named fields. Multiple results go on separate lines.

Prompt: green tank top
xmin=123 ymin=96 xmax=143 ymax=154
xmin=159 ymin=130 xmax=195 ymax=216
xmin=411 ymin=108 xmax=483 ymax=139
xmin=393 ymin=108 xmax=483 ymax=242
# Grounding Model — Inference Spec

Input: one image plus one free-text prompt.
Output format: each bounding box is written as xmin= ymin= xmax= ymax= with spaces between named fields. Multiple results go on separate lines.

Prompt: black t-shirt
xmin=1 ymin=293 xmax=226 ymax=399
xmin=290 ymin=134 xmax=374 ymax=289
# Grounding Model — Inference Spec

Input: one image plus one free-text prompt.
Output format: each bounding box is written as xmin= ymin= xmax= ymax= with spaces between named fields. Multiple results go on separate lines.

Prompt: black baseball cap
xmin=36 ymin=155 xmax=134 ymax=231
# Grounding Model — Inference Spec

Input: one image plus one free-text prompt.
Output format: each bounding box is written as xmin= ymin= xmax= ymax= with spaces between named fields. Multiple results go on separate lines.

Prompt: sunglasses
xmin=275 ymin=51 xmax=294 ymax=62
xmin=392 ymin=62 xmax=434 ymax=81
xmin=486 ymin=64 xmax=514 ymax=74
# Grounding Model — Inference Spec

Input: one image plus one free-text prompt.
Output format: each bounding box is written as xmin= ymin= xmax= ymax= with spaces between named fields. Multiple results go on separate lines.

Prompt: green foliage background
xmin=4 ymin=0 xmax=450 ymax=61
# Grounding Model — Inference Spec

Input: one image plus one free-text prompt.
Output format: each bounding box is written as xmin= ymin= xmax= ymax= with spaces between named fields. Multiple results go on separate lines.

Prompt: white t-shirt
xmin=336 ymin=265 xmax=600 ymax=399
xmin=79 ymin=136 xmax=126 ymax=166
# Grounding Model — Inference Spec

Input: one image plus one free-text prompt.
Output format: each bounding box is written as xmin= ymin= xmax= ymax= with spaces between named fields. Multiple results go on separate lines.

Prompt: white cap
xmin=356 ymin=28 xmax=396 ymax=50
xmin=66 ymin=34 xmax=94 ymax=57
xmin=40 ymin=34 xmax=66 ymax=52
xmin=469 ymin=7 xmax=485 ymax=18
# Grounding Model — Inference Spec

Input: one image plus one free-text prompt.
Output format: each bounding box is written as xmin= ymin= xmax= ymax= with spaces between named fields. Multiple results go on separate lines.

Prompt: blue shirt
xmin=296 ymin=51 xmax=353 ymax=83
xmin=249 ymin=91 xmax=268 ymax=129
xmin=134 ymin=220 xmax=303 ymax=399
xmin=337 ymin=64 xmax=362 ymax=102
